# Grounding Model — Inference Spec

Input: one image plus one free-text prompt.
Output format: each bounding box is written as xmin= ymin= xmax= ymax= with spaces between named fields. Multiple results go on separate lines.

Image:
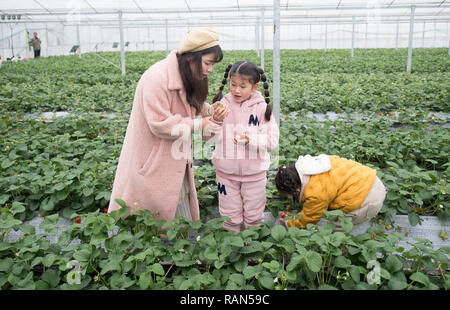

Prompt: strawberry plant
xmin=0 ymin=48 xmax=448 ymax=290
xmin=1 ymin=202 xmax=448 ymax=290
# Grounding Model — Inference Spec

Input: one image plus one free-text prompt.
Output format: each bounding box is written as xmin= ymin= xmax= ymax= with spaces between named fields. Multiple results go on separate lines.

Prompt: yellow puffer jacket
xmin=287 ymin=155 xmax=377 ymax=229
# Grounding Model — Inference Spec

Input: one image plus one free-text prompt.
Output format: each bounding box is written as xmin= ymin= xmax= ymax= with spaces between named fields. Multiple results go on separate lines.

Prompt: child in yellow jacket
xmin=274 ymin=154 xmax=386 ymax=230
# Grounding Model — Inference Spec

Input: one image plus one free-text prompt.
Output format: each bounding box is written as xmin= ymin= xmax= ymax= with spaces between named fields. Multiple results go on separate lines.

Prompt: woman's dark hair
xmin=275 ymin=165 xmax=302 ymax=201
xmin=213 ymin=61 xmax=272 ymax=121
xmin=177 ymin=45 xmax=223 ymax=114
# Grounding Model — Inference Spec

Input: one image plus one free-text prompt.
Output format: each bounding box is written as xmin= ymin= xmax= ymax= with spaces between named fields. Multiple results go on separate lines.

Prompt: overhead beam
xmin=2 ymin=3 xmax=450 ymax=16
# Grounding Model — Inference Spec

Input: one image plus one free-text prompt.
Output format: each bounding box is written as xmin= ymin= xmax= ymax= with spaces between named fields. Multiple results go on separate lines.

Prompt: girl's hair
xmin=177 ymin=45 xmax=223 ymax=114
xmin=274 ymin=165 xmax=302 ymax=201
xmin=213 ymin=61 xmax=272 ymax=121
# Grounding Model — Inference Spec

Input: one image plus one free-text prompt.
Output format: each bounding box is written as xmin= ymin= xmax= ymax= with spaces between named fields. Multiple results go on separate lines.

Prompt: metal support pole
xmin=147 ymin=26 xmax=150 ymax=50
xmin=422 ymin=22 xmax=425 ymax=48
xmin=407 ymin=6 xmax=415 ymax=74
xmin=165 ymin=19 xmax=168 ymax=55
xmin=448 ymin=32 xmax=450 ymax=55
xmin=76 ymin=24 xmax=81 ymax=56
xmin=309 ymin=24 xmax=312 ymax=49
xmin=395 ymin=22 xmax=399 ymax=49
xmin=365 ymin=23 xmax=368 ymax=48
xmin=260 ymin=9 xmax=265 ymax=69
xmin=255 ymin=19 xmax=260 ymax=57
xmin=119 ymin=11 xmax=126 ymax=76
xmin=434 ymin=22 xmax=437 ymax=47
xmin=61 ymin=24 xmax=65 ymax=55
xmin=351 ymin=16 xmax=355 ymax=57
xmin=273 ymin=0 xmax=280 ymax=127
xmin=325 ymin=24 xmax=328 ymax=50
xmin=45 ymin=25 xmax=48 ymax=56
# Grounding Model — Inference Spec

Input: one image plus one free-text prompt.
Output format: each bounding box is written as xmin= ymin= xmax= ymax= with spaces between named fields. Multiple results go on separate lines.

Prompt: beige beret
xmin=178 ymin=28 xmax=219 ymax=54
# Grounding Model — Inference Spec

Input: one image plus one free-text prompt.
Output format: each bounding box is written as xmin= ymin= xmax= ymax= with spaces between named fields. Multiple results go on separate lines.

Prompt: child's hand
xmin=233 ymin=134 xmax=249 ymax=145
xmin=280 ymin=218 xmax=289 ymax=229
xmin=280 ymin=212 xmax=291 ymax=229
xmin=212 ymin=101 xmax=230 ymax=122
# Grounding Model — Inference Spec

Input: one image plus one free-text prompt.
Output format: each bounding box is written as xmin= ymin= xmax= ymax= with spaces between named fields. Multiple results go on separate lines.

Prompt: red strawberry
xmin=75 ymin=217 xmax=81 ymax=224
xmin=280 ymin=212 xmax=286 ymax=218
xmin=102 ymin=208 xmax=108 ymax=213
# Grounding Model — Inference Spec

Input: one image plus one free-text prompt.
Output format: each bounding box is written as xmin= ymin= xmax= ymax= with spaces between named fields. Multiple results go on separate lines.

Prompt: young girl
xmin=210 ymin=61 xmax=280 ymax=233
xmin=274 ymin=154 xmax=387 ymax=230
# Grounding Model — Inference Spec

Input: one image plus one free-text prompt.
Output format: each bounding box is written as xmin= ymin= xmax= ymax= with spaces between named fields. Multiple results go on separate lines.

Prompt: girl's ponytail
xmin=257 ymin=67 xmax=272 ymax=121
xmin=212 ymin=64 xmax=232 ymax=103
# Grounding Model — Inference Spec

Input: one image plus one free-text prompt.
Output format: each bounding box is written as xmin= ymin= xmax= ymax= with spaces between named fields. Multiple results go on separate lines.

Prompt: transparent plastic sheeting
xmin=0 ymin=0 xmax=449 ymax=58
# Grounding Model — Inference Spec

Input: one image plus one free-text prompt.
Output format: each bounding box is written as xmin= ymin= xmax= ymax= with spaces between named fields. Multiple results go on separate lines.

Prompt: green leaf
xmin=408 ymin=212 xmax=421 ymax=226
xmin=385 ymin=254 xmax=403 ymax=273
xmin=10 ymin=202 xmax=26 ymax=215
xmin=286 ymin=254 xmax=303 ymax=272
xmin=258 ymin=272 xmax=274 ymax=289
xmin=410 ymin=272 xmax=429 ymax=286
xmin=214 ymin=260 xmax=225 ymax=269
xmin=139 ymin=271 xmax=152 ymax=290
xmin=288 ymin=227 xmax=311 ymax=238
xmin=42 ymin=253 xmax=57 ymax=268
xmin=243 ymin=265 xmax=260 ymax=280
xmin=1 ymin=158 xmax=15 ymax=169
xmin=0 ymin=258 xmax=13 ymax=272
xmin=0 ymin=194 xmax=10 ymax=205
xmin=388 ymin=272 xmax=408 ymax=290
xmin=73 ymin=248 xmax=92 ymax=263
xmin=306 ymin=251 xmax=322 ymax=273
xmin=334 ymin=256 xmax=351 ymax=268
xmin=148 ymin=263 xmax=165 ymax=276
xmin=167 ymin=229 xmax=177 ymax=241
xmin=41 ymin=269 xmax=60 ymax=288
xmin=109 ymin=273 xmax=135 ymax=290
xmin=318 ymin=284 xmax=339 ymax=290
xmin=179 ymin=279 xmax=192 ymax=290
xmin=349 ymin=266 xmax=360 ymax=283
xmin=16 ymin=271 xmax=35 ymax=289
xmin=224 ymin=236 xmax=244 ymax=247
xmin=233 ymin=256 xmax=248 ymax=273
xmin=341 ymin=218 xmax=354 ymax=234
xmin=204 ymin=247 xmax=219 ymax=261
xmin=229 ymin=273 xmax=245 ymax=287
xmin=199 ymin=233 xmax=216 ymax=247
xmin=262 ymin=260 xmax=280 ymax=273
xmin=270 ymin=225 xmax=286 ymax=242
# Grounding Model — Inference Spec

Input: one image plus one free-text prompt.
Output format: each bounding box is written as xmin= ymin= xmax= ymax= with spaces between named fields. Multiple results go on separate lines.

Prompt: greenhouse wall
xmin=1 ymin=21 xmax=449 ymax=59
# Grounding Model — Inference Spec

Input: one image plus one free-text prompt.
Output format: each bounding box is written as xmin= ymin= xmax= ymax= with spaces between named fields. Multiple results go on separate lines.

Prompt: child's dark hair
xmin=275 ymin=165 xmax=302 ymax=201
xmin=213 ymin=61 xmax=272 ymax=121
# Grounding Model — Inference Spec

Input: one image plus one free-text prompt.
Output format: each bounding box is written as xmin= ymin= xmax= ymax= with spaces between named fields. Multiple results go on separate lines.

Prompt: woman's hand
xmin=212 ymin=101 xmax=230 ymax=122
xmin=202 ymin=117 xmax=222 ymax=136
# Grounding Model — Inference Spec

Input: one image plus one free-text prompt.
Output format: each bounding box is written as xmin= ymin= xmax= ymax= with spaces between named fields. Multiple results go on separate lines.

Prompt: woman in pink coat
xmin=108 ymin=28 xmax=227 ymax=222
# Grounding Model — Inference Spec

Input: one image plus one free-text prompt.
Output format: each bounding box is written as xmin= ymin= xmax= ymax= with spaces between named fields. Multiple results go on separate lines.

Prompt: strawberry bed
xmin=0 ymin=48 xmax=448 ymax=290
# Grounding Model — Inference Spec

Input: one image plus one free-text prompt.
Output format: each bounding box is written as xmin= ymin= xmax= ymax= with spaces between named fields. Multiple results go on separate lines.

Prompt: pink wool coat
xmin=108 ymin=51 xmax=212 ymax=221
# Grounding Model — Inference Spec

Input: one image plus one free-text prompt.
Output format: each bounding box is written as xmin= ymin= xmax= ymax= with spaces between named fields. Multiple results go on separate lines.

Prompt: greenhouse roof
xmin=1 ymin=0 xmax=449 ymax=25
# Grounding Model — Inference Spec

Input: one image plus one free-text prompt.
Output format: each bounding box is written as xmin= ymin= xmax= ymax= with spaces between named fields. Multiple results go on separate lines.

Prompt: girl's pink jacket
xmin=211 ymin=91 xmax=280 ymax=181
xmin=108 ymin=51 xmax=211 ymax=221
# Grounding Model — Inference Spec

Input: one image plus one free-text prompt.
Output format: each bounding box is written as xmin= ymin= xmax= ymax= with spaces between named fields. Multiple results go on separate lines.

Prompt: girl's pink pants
xmin=216 ymin=175 xmax=267 ymax=233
